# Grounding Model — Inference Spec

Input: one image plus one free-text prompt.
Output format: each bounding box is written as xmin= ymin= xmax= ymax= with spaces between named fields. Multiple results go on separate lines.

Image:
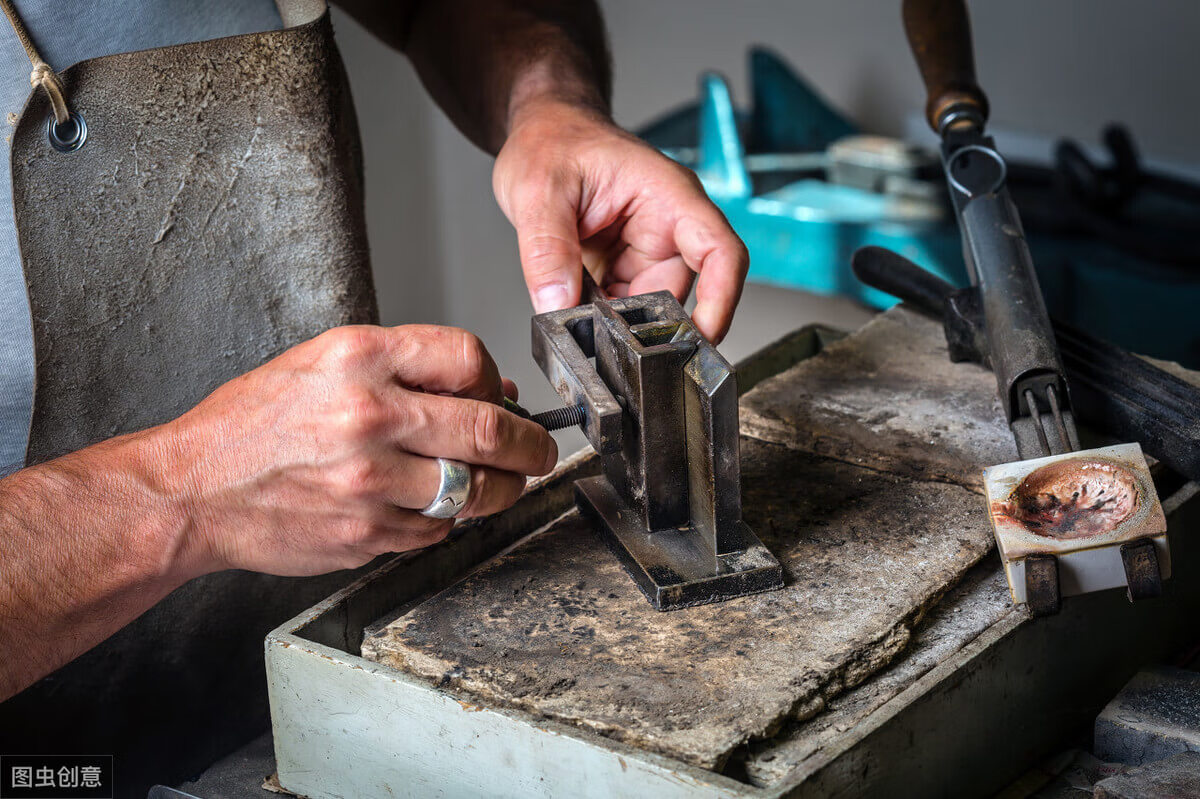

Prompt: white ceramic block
xmin=983 ymin=442 xmax=1169 ymax=605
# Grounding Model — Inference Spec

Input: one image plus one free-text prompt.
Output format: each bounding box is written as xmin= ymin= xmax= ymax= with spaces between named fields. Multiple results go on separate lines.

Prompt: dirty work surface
xmin=740 ymin=306 xmax=1017 ymax=492
xmin=363 ymin=307 xmax=1007 ymax=770
xmin=742 ymin=553 xmax=1015 ymax=785
xmin=363 ymin=439 xmax=990 ymax=769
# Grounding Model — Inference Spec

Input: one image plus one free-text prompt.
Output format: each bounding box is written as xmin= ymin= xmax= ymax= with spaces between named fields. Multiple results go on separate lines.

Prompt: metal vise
xmin=532 ymin=290 xmax=783 ymax=610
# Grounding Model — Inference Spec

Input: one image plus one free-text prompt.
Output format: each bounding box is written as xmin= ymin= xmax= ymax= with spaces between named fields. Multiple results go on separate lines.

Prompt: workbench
xmin=259 ymin=307 xmax=1200 ymax=799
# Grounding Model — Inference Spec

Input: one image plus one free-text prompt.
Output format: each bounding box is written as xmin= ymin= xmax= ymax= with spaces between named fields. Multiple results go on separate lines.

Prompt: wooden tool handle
xmin=902 ymin=0 xmax=989 ymax=132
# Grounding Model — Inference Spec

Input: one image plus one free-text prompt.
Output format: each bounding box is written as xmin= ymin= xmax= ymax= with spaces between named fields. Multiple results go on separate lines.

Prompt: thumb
xmin=513 ymin=199 xmax=584 ymax=314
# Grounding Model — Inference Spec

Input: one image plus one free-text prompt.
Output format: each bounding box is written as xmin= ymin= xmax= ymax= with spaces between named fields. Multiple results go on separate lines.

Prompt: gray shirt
xmin=0 ymin=0 xmax=283 ymax=474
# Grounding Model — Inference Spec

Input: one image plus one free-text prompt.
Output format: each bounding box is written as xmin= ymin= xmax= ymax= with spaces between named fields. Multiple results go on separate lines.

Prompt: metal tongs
xmin=853 ymin=0 xmax=1174 ymax=616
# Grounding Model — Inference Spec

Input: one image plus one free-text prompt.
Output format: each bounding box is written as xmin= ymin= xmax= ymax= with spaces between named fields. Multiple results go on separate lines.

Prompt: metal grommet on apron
xmin=45 ymin=110 xmax=86 ymax=152
xmin=0 ymin=0 xmax=379 ymax=792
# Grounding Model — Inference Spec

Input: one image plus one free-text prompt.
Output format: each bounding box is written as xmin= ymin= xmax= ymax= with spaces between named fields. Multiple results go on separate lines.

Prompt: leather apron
xmin=0 ymin=1 xmax=378 ymax=793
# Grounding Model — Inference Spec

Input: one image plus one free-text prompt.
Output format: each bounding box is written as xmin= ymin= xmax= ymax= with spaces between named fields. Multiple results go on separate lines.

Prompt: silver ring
xmin=420 ymin=458 xmax=472 ymax=519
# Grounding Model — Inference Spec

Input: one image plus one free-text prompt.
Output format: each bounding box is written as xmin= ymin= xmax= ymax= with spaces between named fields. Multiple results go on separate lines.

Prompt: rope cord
xmin=0 ymin=0 xmax=69 ymax=124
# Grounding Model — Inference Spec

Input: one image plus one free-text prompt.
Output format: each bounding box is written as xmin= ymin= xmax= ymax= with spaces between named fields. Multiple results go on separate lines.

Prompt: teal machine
xmin=637 ymin=50 xmax=1200 ymax=367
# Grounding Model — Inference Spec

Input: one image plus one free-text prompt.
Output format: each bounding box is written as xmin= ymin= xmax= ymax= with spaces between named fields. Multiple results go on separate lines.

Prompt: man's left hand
xmin=493 ymin=100 xmax=748 ymax=344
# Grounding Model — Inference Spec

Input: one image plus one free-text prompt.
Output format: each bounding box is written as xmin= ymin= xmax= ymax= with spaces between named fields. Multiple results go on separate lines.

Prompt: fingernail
xmin=533 ymin=284 xmax=569 ymax=313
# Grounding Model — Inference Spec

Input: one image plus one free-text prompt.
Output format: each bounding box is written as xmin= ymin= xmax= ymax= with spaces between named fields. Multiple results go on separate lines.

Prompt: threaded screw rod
xmin=530 ymin=405 xmax=585 ymax=431
xmin=504 ymin=398 xmax=586 ymax=431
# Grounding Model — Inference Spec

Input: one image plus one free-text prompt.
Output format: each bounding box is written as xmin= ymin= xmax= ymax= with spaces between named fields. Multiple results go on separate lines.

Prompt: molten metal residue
xmin=996 ymin=458 xmax=1139 ymax=539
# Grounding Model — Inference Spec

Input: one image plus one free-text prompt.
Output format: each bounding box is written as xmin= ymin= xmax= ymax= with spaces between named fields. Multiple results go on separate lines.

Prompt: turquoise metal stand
xmin=638 ymin=49 xmax=1200 ymax=367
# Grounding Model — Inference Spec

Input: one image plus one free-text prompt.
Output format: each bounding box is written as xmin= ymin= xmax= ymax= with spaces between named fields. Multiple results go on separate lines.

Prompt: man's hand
xmin=164 ymin=324 xmax=557 ymax=578
xmin=336 ymin=0 xmax=751 ymax=344
xmin=493 ymin=101 xmax=748 ymax=344
xmin=0 ymin=324 xmax=555 ymax=698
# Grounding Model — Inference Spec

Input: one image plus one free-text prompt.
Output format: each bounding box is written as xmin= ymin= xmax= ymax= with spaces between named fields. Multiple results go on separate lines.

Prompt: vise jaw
xmin=532 ymin=290 xmax=784 ymax=610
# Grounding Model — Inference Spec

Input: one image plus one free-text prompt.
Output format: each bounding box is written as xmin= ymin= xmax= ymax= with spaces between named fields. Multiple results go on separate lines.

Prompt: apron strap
xmin=0 ymin=0 xmax=70 ymax=124
xmin=0 ymin=0 xmax=330 ymax=128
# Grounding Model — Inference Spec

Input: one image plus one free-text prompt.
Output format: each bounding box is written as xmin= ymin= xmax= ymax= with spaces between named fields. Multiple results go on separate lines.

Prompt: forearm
xmin=0 ymin=322 xmax=560 ymax=699
xmin=339 ymin=0 xmax=612 ymax=153
xmin=337 ymin=1 xmax=748 ymax=340
xmin=0 ymin=428 xmax=197 ymax=699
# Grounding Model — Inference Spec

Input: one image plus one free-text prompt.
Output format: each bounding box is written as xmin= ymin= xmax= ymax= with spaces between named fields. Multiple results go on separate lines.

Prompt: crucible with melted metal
xmin=984 ymin=442 xmax=1168 ymax=605
xmin=1000 ymin=457 xmax=1140 ymax=540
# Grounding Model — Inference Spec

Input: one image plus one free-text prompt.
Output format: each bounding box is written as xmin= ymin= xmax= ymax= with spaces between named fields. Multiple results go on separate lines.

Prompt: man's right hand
xmin=159 ymin=324 xmax=558 ymax=580
xmin=0 ymin=323 xmax=555 ymax=699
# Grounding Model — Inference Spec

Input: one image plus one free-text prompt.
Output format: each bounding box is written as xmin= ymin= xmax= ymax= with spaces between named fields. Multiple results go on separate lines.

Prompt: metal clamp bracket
xmin=1023 ymin=554 xmax=1061 ymax=617
xmin=1121 ymin=539 xmax=1164 ymax=602
xmin=532 ymin=290 xmax=784 ymax=610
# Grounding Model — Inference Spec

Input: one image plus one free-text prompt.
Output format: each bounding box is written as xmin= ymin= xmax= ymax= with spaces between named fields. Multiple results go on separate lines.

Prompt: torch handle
xmin=901 ymin=0 xmax=990 ymax=132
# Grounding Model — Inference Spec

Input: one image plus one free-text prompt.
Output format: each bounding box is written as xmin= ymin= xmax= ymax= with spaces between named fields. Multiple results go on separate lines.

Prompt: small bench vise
xmin=529 ymin=283 xmax=783 ymax=610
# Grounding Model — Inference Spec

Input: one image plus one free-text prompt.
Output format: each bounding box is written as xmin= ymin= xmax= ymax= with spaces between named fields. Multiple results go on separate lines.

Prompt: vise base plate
xmin=576 ymin=476 xmax=784 ymax=610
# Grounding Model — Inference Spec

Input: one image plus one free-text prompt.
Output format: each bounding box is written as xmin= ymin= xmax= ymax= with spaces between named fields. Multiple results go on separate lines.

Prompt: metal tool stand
xmin=851 ymin=0 xmax=1173 ymax=617
xmin=532 ymin=290 xmax=783 ymax=610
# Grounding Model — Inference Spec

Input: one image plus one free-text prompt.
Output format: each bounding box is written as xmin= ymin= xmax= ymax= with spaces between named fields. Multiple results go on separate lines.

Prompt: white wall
xmin=330 ymin=0 xmax=1200 ymax=434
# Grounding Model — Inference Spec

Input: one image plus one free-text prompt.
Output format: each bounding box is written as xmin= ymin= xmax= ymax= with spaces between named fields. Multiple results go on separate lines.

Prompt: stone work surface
xmin=362 ymin=307 xmax=1008 ymax=771
xmin=1026 ymin=750 xmax=1134 ymax=799
xmin=1095 ymin=668 xmax=1200 ymax=766
xmin=740 ymin=307 xmax=1017 ymax=492
xmin=742 ymin=553 xmax=1014 ymax=785
xmin=1093 ymin=751 xmax=1200 ymax=799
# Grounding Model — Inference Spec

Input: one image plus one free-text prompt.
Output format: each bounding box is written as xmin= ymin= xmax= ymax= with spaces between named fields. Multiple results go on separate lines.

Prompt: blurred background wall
xmin=330 ymin=0 xmax=1200 ymax=448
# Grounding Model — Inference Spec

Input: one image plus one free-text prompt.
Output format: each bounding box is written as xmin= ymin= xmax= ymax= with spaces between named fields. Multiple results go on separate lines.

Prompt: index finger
xmin=382 ymin=325 xmax=506 ymax=404
xmin=395 ymin=389 xmax=559 ymax=476
xmin=673 ymin=209 xmax=749 ymax=344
